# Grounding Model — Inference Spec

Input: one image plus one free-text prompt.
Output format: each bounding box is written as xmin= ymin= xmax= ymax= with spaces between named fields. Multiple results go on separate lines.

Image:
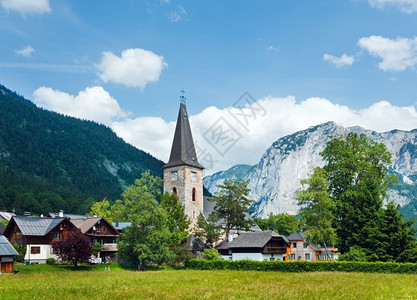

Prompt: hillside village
xmin=1 ymin=101 xmax=342 ymax=274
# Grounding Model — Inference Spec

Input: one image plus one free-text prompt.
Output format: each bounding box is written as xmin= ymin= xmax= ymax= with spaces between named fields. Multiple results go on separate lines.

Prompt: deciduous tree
xmin=296 ymin=167 xmax=337 ymax=251
xmin=51 ymin=229 xmax=92 ymax=266
xmin=160 ymin=192 xmax=190 ymax=246
xmin=90 ymin=198 xmax=113 ymax=222
xmin=117 ymin=172 xmax=172 ymax=270
xmin=254 ymin=213 xmax=300 ymax=236
xmin=320 ymin=133 xmax=397 ymax=254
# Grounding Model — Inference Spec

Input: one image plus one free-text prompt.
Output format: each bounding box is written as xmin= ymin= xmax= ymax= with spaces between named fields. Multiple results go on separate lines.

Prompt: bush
xmin=13 ymin=244 xmax=27 ymax=263
xmin=46 ymin=258 xmax=56 ymax=265
xmin=185 ymin=259 xmax=417 ymax=274
xmin=338 ymin=246 xmax=368 ymax=262
xmin=202 ymin=248 xmax=221 ymax=260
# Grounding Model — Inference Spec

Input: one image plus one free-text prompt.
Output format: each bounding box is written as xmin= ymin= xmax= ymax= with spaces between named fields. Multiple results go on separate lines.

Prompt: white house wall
xmin=223 ymin=252 xmax=286 ymax=262
xmin=25 ymin=245 xmax=59 ymax=264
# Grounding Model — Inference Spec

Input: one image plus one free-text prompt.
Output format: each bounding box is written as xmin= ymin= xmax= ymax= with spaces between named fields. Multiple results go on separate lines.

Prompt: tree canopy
xmin=297 ymin=133 xmax=417 ymax=262
xmin=116 ymin=172 xmax=192 ymax=269
xmin=254 ymin=213 xmax=300 ymax=236
xmin=296 ymin=167 xmax=337 ymax=249
xmin=208 ymin=178 xmax=253 ymax=238
xmin=51 ymin=229 xmax=92 ymax=266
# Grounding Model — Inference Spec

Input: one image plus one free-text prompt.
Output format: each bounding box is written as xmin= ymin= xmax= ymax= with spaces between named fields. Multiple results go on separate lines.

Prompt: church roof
xmin=164 ymin=103 xmax=204 ymax=169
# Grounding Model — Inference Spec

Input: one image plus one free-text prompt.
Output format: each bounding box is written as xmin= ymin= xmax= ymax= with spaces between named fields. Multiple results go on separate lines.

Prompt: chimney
xmin=40 ymin=214 xmax=44 ymax=218
xmin=93 ymin=213 xmax=97 ymax=218
xmin=59 ymin=210 xmax=64 ymax=218
xmin=227 ymin=233 xmax=233 ymax=243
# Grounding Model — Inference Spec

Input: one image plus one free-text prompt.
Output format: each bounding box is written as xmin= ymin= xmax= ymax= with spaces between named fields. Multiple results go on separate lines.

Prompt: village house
xmin=287 ymin=232 xmax=338 ymax=261
xmin=216 ymin=230 xmax=290 ymax=261
xmin=0 ymin=235 xmax=18 ymax=274
xmin=4 ymin=216 xmax=75 ymax=264
xmin=70 ymin=216 xmax=119 ymax=261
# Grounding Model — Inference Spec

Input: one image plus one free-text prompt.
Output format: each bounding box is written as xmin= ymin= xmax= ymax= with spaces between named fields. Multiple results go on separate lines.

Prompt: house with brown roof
xmin=4 ymin=216 xmax=76 ymax=264
xmin=0 ymin=235 xmax=18 ymax=274
xmin=70 ymin=216 xmax=119 ymax=261
xmin=216 ymin=230 xmax=290 ymax=261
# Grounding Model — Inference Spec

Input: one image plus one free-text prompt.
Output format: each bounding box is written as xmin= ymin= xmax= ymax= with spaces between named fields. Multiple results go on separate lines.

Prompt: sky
xmin=1 ymin=0 xmax=417 ymax=174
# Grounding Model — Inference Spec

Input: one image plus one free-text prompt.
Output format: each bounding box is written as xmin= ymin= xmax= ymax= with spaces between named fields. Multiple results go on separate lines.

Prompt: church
xmin=163 ymin=100 xmax=204 ymax=229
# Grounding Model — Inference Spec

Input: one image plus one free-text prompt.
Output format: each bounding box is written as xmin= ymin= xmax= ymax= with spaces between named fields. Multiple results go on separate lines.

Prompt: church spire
xmin=164 ymin=101 xmax=204 ymax=170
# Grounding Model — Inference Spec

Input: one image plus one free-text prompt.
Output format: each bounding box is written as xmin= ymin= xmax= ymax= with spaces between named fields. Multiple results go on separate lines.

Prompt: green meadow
xmin=1 ymin=264 xmax=417 ymax=299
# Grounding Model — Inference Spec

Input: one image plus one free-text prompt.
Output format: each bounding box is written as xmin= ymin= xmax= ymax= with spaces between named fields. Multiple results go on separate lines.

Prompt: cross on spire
xmin=180 ymin=89 xmax=186 ymax=105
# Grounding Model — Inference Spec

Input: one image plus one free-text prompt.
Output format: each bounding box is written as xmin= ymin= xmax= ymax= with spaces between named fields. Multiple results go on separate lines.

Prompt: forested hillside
xmin=0 ymin=84 xmax=164 ymax=215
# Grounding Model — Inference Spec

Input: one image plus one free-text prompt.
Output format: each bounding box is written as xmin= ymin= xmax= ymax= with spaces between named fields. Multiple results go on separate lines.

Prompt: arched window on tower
xmin=192 ymin=188 xmax=196 ymax=202
xmin=172 ymin=187 xmax=177 ymax=195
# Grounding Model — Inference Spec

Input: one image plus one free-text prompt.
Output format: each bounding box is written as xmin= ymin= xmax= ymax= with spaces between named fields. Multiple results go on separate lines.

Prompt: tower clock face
xmin=172 ymin=171 xmax=178 ymax=181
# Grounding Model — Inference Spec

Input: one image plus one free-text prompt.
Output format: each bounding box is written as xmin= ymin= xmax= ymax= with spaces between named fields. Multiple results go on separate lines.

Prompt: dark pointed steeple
xmin=164 ymin=103 xmax=204 ymax=169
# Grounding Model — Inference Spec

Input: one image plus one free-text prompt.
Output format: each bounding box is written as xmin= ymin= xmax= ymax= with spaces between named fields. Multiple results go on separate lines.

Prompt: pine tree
xmin=208 ymin=178 xmax=253 ymax=239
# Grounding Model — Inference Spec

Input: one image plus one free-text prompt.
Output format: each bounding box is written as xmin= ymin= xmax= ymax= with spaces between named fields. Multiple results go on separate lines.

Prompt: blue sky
xmin=1 ymin=0 xmax=417 ymax=173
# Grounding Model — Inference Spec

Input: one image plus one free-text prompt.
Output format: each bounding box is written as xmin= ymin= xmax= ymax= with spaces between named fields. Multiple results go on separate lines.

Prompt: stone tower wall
xmin=163 ymin=165 xmax=204 ymax=229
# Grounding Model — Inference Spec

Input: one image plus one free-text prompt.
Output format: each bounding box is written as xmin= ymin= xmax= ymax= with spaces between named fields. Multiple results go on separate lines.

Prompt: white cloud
xmin=109 ymin=96 xmax=417 ymax=174
xmin=267 ymin=45 xmax=277 ymax=51
xmin=15 ymin=45 xmax=35 ymax=57
xmin=168 ymin=5 xmax=187 ymax=22
xmin=32 ymin=85 xmax=417 ymax=174
xmin=358 ymin=35 xmax=417 ymax=71
xmin=1 ymin=0 xmax=50 ymax=15
xmin=323 ymin=53 xmax=355 ymax=67
xmin=33 ymin=86 xmax=128 ymax=126
xmin=96 ymin=48 xmax=167 ymax=89
xmin=368 ymin=0 xmax=417 ymax=13
xmin=112 ymin=117 xmax=175 ymax=159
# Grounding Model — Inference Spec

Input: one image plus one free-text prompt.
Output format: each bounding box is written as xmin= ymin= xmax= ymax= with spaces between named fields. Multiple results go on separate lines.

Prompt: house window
xmin=303 ymin=243 xmax=307 ymax=248
xmin=270 ymin=257 xmax=275 ymax=261
xmin=172 ymin=187 xmax=177 ymax=195
xmin=305 ymin=253 xmax=310 ymax=260
xmin=31 ymin=246 xmax=41 ymax=254
xmin=171 ymin=171 xmax=178 ymax=181
xmin=291 ymin=253 xmax=295 ymax=260
xmin=53 ymin=232 xmax=59 ymax=239
xmin=193 ymin=211 xmax=196 ymax=219
xmin=292 ymin=242 xmax=297 ymax=248
xmin=191 ymin=172 xmax=197 ymax=181
xmin=50 ymin=247 xmax=58 ymax=254
xmin=192 ymin=188 xmax=196 ymax=202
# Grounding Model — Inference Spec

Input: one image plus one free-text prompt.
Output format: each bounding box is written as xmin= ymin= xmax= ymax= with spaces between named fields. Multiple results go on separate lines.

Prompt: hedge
xmin=185 ymin=259 xmax=417 ymax=274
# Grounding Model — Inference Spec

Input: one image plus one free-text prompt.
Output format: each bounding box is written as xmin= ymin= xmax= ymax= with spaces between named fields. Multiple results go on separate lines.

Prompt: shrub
xmin=13 ymin=244 xmax=27 ymax=263
xmin=202 ymin=248 xmax=221 ymax=260
xmin=46 ymin=258 xmax=56 ymax=265
xmin=338 ymin=246 xmax=368 ymax=262
xmin=185 ymin=259 xmax=417 ymax=274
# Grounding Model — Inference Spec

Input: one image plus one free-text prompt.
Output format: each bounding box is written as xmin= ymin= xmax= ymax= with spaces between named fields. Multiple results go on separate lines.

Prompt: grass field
xmin=1 ymin=264 xmax=417 ymax=299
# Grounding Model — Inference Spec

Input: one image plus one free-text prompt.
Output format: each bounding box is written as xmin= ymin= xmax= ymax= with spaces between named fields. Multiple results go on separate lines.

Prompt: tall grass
xmin=1 ymin=267 xmax=417 ymax=299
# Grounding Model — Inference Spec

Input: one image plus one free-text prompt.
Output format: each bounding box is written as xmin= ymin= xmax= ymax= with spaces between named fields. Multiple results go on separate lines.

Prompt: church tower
xmin=163 ymin=101 xmax=204 ymax=228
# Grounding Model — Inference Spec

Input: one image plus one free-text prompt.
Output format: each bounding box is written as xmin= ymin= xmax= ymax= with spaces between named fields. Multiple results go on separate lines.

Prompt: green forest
xmin=0 ymin=84 xmax=165 ymax=215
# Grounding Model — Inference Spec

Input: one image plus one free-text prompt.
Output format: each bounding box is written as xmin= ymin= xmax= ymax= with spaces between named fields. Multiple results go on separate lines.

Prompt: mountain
xmin=204 ymin=121 xmax=417 ymax=222
xmin=0 ymin=84 xmax=164 ymax=215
